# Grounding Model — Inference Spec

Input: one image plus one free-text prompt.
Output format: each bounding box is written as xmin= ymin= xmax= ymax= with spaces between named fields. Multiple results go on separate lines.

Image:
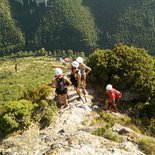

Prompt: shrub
xmin=21 ymin=85 xmax=51 ymax=103
xmin=139 ymin=138 xmax=155 ymax=155
xmin=87 ymin=44 xmax=155 ymax=101
xmin=33 ymin=100 xmax=57 ymax=128
xmin=92 ymin=112 xmax=116 ymax=138
xmin=0 ymin=100 xmax=34 ymax=134
xmin=103 ymin=131 xmax=121 ymax=143
xmin=0 ymin=84 xmax=57 ymax=137
xmin=133 ymin=100 xmax=155 ymax=136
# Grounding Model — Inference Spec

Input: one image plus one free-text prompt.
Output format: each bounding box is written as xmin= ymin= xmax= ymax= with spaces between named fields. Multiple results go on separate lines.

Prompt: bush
xmin=21 ymin=85 xmax=51 ymax=103
xmin=139 ymin=138 xmax=155 ymax=155
xmin=0 ymin=100 xmax=34 ymax=134
xmin=103 ymin=131 xmax=121 ymax=143
xmin=0 ymin=85 xmax=57 ymax=137
xmin=33 ymin=100 xmax=57 ymax=128
xmin=87 ymin=44 xmax=155 ymax=101
xmin=133 ymin=100 xmax=155 ymax=136
xmin=92 ymin=112 xmax=116 ymax=138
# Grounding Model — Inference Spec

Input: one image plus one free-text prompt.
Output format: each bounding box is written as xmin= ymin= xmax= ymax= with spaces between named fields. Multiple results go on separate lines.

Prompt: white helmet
xmin=106 ymin=84 xmax=113 ymax=91
xmin=76 ymin=57 xmax=83 ymax=63
xmin=55 ymin=68 xmax=63 ymax=76
xmin=71 ymin=61 xmax=79 ymax=68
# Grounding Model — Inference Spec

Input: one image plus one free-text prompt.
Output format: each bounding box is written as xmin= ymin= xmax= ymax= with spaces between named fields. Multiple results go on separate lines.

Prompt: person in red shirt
xmin=105 ymin=84 xmax=122 ymax=112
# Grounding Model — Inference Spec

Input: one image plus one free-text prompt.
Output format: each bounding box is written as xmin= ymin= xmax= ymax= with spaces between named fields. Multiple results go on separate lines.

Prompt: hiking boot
xmin=77 ymin=97 xmax=81 ymax=101
xmin=62 ymin=104 xmax=68 ymax=109
xmin=110 ymin=109 xmax=118 ymax=113
xmin=58 ymin=104 xmax=63 ymax=109
xmin=82 ymin=89 xmax=88 ymax=95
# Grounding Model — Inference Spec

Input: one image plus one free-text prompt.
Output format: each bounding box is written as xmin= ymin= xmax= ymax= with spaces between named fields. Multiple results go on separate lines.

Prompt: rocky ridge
xmin=0 ymin=89 xmax=151 ymax=155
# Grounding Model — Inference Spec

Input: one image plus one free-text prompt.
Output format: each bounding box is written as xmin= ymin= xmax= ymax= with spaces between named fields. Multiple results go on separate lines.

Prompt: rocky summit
xmin=0 ymin=89 xmax=152 ymax=155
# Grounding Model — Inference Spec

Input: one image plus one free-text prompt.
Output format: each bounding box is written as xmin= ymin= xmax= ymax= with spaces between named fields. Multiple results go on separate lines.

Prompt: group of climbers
xmin=50 ymin=56 xmax=122 ymax=112
xmin=49 ymin=57 xmax=91 ymax=109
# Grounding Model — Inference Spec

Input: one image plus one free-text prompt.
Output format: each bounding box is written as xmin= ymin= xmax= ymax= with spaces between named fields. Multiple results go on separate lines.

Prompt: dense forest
xmin=0 ymin=0 xmax=25 ymax=55
xmin=0 ymin=0 xmax=155 ymax=55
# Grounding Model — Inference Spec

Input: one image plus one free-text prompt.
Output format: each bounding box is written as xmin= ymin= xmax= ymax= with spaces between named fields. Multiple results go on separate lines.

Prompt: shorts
xmin=73 ymin=82 xmax=78 ymax=88
xmin=105 ymin=95 xmax=120 ymax=105
xmin=55 ymin=88 xmax=67 ymax=95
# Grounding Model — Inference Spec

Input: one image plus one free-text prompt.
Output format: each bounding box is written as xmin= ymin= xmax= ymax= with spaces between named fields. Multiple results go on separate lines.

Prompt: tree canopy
xmin=87 ymin=44 xmax=155 ymax=101
xmin=0 ymin=0 xmax=25 ymax=55
xmin=33 ymin=0 xmax=98 ymax=53
xmin=83 ymin=0 xmax=155 ymax=55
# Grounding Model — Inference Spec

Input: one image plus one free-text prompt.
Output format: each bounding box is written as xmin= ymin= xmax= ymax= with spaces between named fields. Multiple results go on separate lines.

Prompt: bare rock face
xmin=0 ymin=90 xmax=146 ymax=155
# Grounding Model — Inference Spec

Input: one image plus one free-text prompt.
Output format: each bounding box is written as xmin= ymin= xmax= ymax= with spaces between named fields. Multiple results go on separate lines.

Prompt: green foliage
xmin=21 ymin=85 xmax=51 ymax=103
xmin=0 ymin=100 xmax=34 ymax=134
xmin=0 ymin=56 xmax=55 ymax=105
xmin=133 ymin=100 xmax=155 ymax=136
xmin=66 ymin=49 xmax=74 ymax=58
xmin=33 ymin=100 xmax=57 ymax=128
xmin=109 ymin=0 xmax=155 ymax=55
xmin=103 ymin=131 xmax=121 ymax=143
xmin=0 ymin=0 xmax=25 ymax=55
xmin=0 ymin=99 xmax=57 ymax=137
xmin=92 ymin=112 xmax=121 ymax=142
xmin=139 ymin=138 xmax=155 ymax=155
xmin=92 ymin=112 xmax=115 ymax=135
xmin=87 ymin=44 xmax=155 ymax=100
xmin=33 ymin=0 xmax=98 ymax=53
xmin=0 ymin=57 xmax=60 ymax=137
xmin=84 ymin=0 xmax=155 ymax=54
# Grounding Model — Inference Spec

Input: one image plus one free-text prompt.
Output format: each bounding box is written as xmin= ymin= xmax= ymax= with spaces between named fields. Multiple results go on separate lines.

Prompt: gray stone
xmin=0 ymin=90 xmax=148 ymax=155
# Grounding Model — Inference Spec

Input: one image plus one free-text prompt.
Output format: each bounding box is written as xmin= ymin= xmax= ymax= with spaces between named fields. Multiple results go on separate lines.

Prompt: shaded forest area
xmin=0 ymin=0 xmax=155 ymax=55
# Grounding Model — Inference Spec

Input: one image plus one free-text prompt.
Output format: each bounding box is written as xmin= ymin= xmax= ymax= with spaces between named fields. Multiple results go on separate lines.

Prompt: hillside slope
xmin=0 ymin=0 xmax=25 ymax=55
xmin=1 ymin=89 xmax=154 ymax=155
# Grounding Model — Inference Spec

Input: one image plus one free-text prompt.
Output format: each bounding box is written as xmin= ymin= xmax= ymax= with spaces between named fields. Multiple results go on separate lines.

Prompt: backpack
xmin=56 ymin=77 xmax=65 ymax=91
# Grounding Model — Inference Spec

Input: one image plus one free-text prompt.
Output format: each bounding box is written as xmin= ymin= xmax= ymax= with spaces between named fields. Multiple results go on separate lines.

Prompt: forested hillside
xmin=83 ymin=0 xmax=155 ymax=55
xmin=33 ymin=0 xmax=98 ymax=53
xmin=1 ymin=0 xmax=155 ymax=55
xmin=0 ymin=0 xmax=25 ymax=55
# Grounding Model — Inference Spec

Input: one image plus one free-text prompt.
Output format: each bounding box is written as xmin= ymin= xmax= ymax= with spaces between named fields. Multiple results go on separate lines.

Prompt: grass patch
xmin=103 ymin=131 xmax=121 ymax=143
xmin=92 ymin=112 xmax=121 ymax=142
xmin=139 ymin=138 xmax=155 ymax=155
xmin=0 ymin=56 xmax=64 ymax=105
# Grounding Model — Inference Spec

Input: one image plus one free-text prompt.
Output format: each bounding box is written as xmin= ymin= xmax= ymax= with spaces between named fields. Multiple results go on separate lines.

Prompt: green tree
xmin=109 ymin=0 xmax=155 ymax=55
xmin=87 ymin=44 xmax=155 ymax=101
xmin=84 ymin=0 xmax=155 ymax=54
xmin=33 ymin=0 xmax=98 ymax=54
xmin=0 ymin=0 xmax=25 ymax=55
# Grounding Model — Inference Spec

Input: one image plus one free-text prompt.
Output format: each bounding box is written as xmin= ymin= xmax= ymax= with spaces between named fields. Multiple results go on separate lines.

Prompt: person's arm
xmin=82 ymin=64 xmax=91 ymax=75
xmin=52 ymin=65 xmax=68 ymax=69
xmin=48 ymin=78 xmax=57 ymax=87
xmin=64 ymin=76 xmax=72 ymax=86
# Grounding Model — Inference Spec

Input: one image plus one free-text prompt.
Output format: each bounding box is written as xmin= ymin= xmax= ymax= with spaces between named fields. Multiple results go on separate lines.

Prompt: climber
xmin=76 ymin=57 xmax=91 ymax=94
xmin=69 ymin=61 xmax=83 ymax=101
xmin=104 ymin=84 xmax=122 ymax=112
xmin=49 ymin=68 xmax=71 ymax=108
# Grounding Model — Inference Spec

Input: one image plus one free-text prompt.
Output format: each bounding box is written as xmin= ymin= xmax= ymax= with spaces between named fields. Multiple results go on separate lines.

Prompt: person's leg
xmin=82 ymin=80 xmax=86 ymax=89
xmin=74 ymin=86 xmax=82 ymax=101
xmin=111 ymin=103 xmax=118 ymax=112
xmin=58 ymin=95 xmax=62 ymax=108
xmin=81 ymin=79 xmax=87 ymax=94
xmin=63 ymin=93 xmax=68 ymax=107
xmin=105 ymin=99 xmax=110 ymax=110
xmin=76 ymin=87 xmax=82 ymax=96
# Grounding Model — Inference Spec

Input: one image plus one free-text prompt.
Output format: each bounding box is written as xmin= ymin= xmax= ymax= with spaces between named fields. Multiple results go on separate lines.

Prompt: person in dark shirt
xmin=50 ymin=68 xmax=71 ymax=108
